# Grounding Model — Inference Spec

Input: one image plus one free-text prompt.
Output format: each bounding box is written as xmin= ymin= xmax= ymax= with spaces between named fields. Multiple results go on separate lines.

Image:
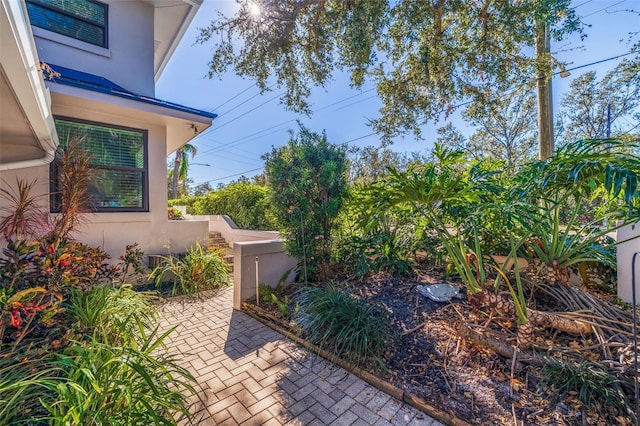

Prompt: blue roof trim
xmin=47 ymin=64 xmax=217 ymax=120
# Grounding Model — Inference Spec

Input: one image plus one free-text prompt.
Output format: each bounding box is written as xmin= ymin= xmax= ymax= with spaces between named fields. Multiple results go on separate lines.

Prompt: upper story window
xmin=26 ymin=0 xmax=108 ymax=48
xmin=51 ymin=118 xmax=148 ymax=213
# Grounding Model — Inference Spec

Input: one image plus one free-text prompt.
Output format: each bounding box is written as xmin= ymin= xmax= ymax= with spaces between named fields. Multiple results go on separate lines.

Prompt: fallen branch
xmin=456 ymin=323 xmax=557 ymax=367
xmin=402 ymin=321 xmax=429 ymax=336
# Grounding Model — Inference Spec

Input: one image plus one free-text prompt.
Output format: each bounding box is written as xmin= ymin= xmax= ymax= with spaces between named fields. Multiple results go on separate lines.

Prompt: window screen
xmin=52 ymin=118 xmax=148 ymax=212
xmin=26 ymin=0 xmax=107 ymax=48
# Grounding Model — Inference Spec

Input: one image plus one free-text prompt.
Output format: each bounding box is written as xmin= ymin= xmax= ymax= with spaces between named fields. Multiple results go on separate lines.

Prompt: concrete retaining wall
xmin=232 ymin=239 xmax=298 ymax=309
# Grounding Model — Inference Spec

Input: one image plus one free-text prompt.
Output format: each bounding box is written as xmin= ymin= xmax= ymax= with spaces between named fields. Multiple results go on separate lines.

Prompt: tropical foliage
xmin=149 ymin=242 xmax=231 ymax=296
xmin=0 ymin=144 xmax=196 ymax=425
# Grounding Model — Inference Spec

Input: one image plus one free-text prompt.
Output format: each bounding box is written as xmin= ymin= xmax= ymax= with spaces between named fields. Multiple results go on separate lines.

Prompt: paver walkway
xmin=157 ymin=287 xmax=443 ymax=426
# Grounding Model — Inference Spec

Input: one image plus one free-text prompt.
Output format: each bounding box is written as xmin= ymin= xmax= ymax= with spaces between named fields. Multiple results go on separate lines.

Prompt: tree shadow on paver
xmin=223 ymin=309 xmax=283 ymax=360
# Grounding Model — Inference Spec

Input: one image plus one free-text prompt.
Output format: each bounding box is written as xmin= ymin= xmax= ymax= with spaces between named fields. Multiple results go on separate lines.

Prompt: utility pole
xmin=535 ymin=21 xmax=554 ymax=160
xmin=606 ymin=103 xmax=611 ymax=138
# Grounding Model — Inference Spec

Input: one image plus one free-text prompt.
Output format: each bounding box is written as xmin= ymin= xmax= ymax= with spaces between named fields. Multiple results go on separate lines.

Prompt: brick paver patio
xmin=157 ymin=287 xmax=444 ymax=425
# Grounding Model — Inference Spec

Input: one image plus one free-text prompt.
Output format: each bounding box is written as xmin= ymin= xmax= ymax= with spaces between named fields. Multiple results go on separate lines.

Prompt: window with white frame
xmin=26 ymin=0 xmax=108 ymax=48
xmin=51 ymin=118 xmax=148 ymax=212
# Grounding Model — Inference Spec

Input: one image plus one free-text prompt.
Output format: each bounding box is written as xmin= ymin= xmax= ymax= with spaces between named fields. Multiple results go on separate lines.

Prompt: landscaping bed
xmin=245 ymin=264 xmax=637 ymax=426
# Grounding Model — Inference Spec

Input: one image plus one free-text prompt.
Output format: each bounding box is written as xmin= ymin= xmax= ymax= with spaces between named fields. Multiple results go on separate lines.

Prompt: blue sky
xmin=156 ymin=0 xmax=639 ymax=188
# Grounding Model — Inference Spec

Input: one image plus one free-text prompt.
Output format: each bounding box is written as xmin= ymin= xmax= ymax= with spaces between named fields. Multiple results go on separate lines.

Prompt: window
xmin=51 ymin=118 xmax=148 ymax=212
xmin=26 ymin=0 xmax=108 ymax=48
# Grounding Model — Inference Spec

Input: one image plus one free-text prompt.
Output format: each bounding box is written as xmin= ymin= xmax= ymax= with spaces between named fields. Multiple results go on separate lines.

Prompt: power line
xmin=198 ymin=90 xmax=283 ymax=140
xmin=193 ymin=167 xmax=264 ymax=185
xmin=559 ymin=50 xmax=635 ymax=74
xmin=337 ymin=51 xmax=637 ymax=147
xmin=195 ymin=87 xmax=378 ymax=156
xmin=217 ymin=85 xmax=278 ymax=117
xmin=211 ymin=84 xmax=255 ymax=111
xmin=581 ymin=0 xmax=627 ymax=18
xmin=573 ymin=0 xmax=593 ymax=9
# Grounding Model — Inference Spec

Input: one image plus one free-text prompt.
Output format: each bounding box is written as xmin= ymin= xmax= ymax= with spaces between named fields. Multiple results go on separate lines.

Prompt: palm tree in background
xmin=170 ymin=143 xmax=197 ymax=199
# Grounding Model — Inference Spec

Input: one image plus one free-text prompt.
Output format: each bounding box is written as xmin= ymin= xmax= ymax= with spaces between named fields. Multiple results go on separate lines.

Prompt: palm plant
xmin=0 ymin=178 xmax=47 ymax=240
xmin=513 ymin=139 xmax=640 ymax=285
xmin=49 ymin=136 xmax=95 ymax=245
xmin=171 ymin=143 xmax=197 ymax=200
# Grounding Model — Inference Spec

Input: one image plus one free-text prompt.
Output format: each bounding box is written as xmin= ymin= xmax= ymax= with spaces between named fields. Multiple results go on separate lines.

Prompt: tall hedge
xmin=188 ymin=182 xmax=277 ymax=230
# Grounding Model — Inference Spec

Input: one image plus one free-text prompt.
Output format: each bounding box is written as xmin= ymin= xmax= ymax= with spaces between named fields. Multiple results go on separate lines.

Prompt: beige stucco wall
xmin=617 ymin=223 xmax=640 ymax=304
xmin=32 ymin=0 xmax=155 ymax=96
xmin=232 ymin=240 xmax=298 ymax=309
xmin=0 ymin=93 xmax=210 ymax=261
xmin=51 ymin=94 xmax=209 ymax=259
xmin=187 ymin=214 xmax=281 ymax=245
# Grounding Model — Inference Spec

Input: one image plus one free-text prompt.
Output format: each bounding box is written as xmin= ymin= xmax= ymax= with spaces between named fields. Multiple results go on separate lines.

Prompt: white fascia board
xmin=0 ymin=0 xmax=58 ymax=170
xmin=47 ymin=82 xmax=213 ymax=126
xmin=154 ymin=0 xmax=203 ymax=82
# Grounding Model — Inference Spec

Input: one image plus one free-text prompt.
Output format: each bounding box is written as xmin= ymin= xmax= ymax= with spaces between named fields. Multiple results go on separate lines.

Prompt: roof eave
xmin=153 ymin=0 xmax=203 ymax=83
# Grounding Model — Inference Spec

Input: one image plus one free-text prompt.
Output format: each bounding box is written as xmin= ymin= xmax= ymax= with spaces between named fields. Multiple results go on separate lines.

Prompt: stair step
xmin=209 ymin=239 xmax=227 ymax=245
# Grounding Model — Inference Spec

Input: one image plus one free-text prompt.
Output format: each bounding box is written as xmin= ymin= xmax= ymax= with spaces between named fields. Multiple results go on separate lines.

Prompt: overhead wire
xmin=195 ymin=87 xmax=377 ymax=156
xmin=211 ymin=84 xmax=255 ymax=111
xmin=192 ymin=51 xmax=638 ymax=185
xmin=581 ymin=0 xmax=627 ymax=18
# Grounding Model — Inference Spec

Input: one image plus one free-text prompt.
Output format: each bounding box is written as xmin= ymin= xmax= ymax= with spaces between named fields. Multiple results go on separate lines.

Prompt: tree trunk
xmin=472 ymin=291 xmax=593 ymax=335
xmin=171 ymin=149 xmax=181 ymax=200
xmin=457 ymin=323 xmax=556 ymax=367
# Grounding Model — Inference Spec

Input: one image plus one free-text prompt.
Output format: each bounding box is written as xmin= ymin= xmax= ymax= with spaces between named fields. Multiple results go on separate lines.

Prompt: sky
xmin=156 ymin=0 xmax=639 ymax=189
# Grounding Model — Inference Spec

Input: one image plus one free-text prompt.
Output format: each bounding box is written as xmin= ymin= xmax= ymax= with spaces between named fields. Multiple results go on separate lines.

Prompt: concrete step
xmin=224 ymin=254 xmax=234 ymax=273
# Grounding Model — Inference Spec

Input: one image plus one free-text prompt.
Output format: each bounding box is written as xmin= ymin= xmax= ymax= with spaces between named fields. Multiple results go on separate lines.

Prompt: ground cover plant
xmin=247 ymin=138 xmax=640 ymax=425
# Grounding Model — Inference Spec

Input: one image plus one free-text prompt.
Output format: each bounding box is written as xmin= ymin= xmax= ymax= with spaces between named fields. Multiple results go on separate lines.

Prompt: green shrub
xmin=263 ymin=125 xmax=348 ymax=282
xmin=0 ymin=354 xmax=56 ymax=423
xmin=294 ymin=284 xmax=389 ymax=368
xmin=149 ymin=243 xmax=231 ymax=296
xmin=1 ymin=286 xmax=197 ymax=425
xmin=191 ymin=181 xmax=277 ymax=230
xmin=70 ymin=284 xmax=158 ymax=346
xmin=168 ymin=195 xmax=198 ymax=211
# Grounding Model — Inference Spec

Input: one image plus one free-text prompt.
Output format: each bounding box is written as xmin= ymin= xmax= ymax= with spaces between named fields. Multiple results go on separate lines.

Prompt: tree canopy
xmin=199 ymin=0 xmax=582 ymax=141
xmin=557 ymin=60 xmax=640 ymax=144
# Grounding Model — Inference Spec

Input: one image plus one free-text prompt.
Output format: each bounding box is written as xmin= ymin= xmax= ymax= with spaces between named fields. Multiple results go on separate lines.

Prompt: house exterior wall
xmin=0 ymin=93 xmax=209 ymax=261
xmin=32 ymin=0 xmax=155 ymax=96
xmin=1 ymin=0 xmax=213 ymax=264
xmin=617 ymin=223 xmax=640 ymax=304
xmin=53 ymin=95 xmax=209 ymax=258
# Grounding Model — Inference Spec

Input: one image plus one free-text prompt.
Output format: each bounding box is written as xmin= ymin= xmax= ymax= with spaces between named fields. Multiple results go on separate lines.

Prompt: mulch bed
xmin=245 ymin=264 xmax=638 ymax=425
